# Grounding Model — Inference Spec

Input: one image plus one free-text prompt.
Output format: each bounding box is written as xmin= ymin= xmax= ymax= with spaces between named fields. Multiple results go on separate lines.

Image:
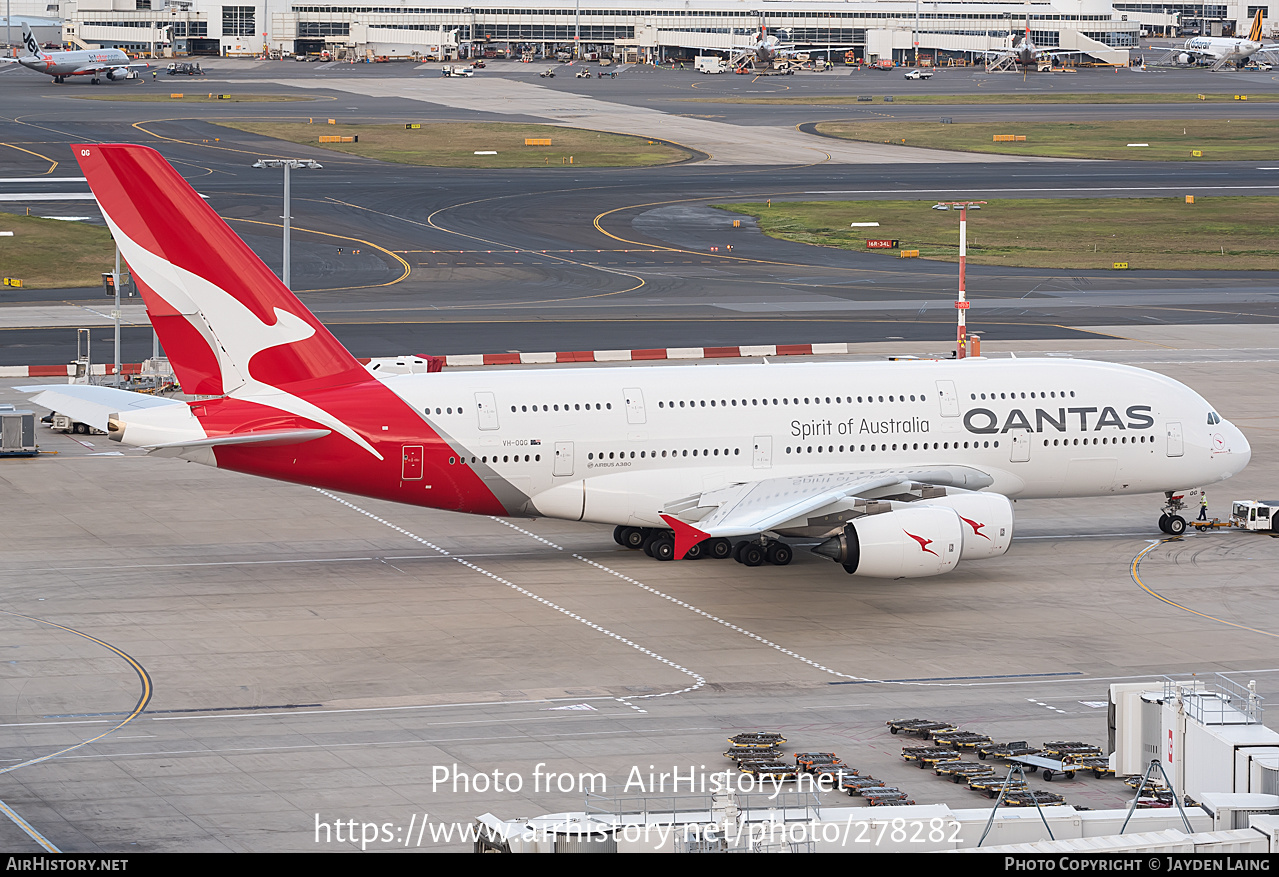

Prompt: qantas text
xmin=963 ymin=405 xmax=1154 ymax=435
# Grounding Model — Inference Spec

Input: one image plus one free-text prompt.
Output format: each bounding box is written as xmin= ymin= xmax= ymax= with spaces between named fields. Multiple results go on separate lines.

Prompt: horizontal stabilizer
xmin=144 ymin=428 xmax=331 ymax=452
xmin=19 ymin=384 xmax=183 ymax=433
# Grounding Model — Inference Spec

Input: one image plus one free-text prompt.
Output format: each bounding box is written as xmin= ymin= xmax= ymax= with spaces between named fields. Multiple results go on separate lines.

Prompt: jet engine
xmin=1178 ymin=52 xmax=1193 ymax=65
xmin=108 ymin=68 xmax=130 ymax=80
xmin=912 ymin=493 xmax=1014 ymax=561
xmin=812 ymin=506 xmax=962 ymax=578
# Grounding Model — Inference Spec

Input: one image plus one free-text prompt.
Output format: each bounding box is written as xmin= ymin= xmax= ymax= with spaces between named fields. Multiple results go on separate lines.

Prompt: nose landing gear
xmin=1158 ymin=490 xmax=1190 ymax=535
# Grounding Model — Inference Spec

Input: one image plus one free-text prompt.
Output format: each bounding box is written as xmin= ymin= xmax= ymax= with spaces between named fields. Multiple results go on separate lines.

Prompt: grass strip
xmin=716 ymin=197 xmax=1279 ymax=271
xmin=216 ymin=121 xmax=694 ymax=167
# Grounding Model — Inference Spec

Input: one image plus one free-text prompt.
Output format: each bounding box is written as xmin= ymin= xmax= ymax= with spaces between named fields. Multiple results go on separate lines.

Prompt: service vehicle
xmin=1231 ymin=500 xmax=1279 ymax=532
xmin=695 ymin=56 xmax=726 ymax=74
xmin=904 ymin=68 xmax=933 ymax=79
xmin=44 ymin=412 xmax=105 ymax=436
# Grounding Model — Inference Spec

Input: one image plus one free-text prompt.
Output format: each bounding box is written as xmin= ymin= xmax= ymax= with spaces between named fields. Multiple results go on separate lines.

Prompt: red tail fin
xmin=74 ymin=144 xmax=368 ymax=396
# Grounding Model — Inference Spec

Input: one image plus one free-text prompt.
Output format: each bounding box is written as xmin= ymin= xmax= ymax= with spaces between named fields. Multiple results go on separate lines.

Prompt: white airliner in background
xmin=732 ymin=25 xmax=855 ymax=69
xmin=1 ymin=21 xmax=149 ymax=83
xmin=26 ymin=144 xmax=1251 ymax=580
xmin=1155 ymin=10 xmax=1277 ymax=70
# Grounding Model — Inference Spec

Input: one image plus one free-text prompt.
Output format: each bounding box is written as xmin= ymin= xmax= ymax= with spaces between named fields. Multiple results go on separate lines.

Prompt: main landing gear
xmin=613 ymin=526 xmax=792 ymax=565
xmin=1158 ymin=490 xmax=1189 ymax=536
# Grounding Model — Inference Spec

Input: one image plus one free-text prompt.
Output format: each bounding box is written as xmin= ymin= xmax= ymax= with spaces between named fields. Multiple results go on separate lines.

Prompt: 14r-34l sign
xmin=866 ymin=239 xmax=900 ymax=249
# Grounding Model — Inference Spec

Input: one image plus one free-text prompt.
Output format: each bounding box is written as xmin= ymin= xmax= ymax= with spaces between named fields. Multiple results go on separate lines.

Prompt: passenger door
xmin=474 ymin=392 xmax=500 ymax=431
xmin=623 ymin=388 xmax=646 ymax=425
xmin=554 ymin=441 xmax=574 ymax=477
xmin=935 ymin=380 xmax=960 ymax=417
xmin=753 ymin=435 xmax=772 ymax=469
xmin=1166 ymin=421 xmax=1184 ymax=457
xmin=1009 ymin=430 xmax=1031 ymax=463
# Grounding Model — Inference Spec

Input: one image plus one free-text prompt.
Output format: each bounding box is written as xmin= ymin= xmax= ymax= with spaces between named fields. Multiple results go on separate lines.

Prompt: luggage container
xmin=0 ymin=409 xmax=38 ymax=457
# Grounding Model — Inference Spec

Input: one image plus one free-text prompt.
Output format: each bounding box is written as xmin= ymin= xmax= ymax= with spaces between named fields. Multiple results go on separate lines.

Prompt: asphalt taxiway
xmin=1 ymin=59 xmax=1278 ymax=853
xmin=4 ymin=61 xmax=1279 ymax=362
xmin=1 ymin=329 xmax=1277 ymax=852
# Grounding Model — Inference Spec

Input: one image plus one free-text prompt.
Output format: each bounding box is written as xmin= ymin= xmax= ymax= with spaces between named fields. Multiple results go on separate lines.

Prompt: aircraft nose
xmin=1219 ymin=420 xmax=1251 ymax=477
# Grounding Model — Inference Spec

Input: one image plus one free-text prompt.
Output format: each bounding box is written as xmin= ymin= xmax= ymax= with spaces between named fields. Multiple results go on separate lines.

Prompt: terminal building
xmin=24 ymin=0 xmax=1279 ymax=67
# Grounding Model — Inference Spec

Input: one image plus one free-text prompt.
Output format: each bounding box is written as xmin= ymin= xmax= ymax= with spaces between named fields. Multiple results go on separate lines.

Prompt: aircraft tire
xmin=651 ymin=534 xmax=675 ymax=561
xmin=1158 ymin=513 xmax=1170 ymax=533
xmin=765 ymin=543 xmax=792 ymax=566
xmin=642 ymin=531 xmax=658 ymax=557
xmin=684 ymin=541 xmax=705 ymax=560
xmin=740 ymin=544 xmax=765 ymax=567
xmin=618 ymin=526 xmax=648 ymax=548
xmin=708 ymin=538 xmax=733 ymax=560
xmin=732 ymin=540 xmax=750 ymax=563
xmin=1167 ymin=515 xmax=1187 ymax=536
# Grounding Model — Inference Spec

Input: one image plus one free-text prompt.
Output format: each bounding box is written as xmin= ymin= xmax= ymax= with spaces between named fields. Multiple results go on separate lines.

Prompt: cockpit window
xmin=1208 ymin=412 xmax=1221 ymax=425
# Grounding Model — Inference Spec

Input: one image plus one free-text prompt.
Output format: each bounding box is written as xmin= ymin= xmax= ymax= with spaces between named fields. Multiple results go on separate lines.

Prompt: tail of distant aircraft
xmin=21 ymin=21 xmax=44 ymax=59
xmin=1248 ymin=9 xmax=1264 ymax=42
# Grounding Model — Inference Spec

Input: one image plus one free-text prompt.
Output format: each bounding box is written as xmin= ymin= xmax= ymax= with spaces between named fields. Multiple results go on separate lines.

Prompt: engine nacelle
xmin=108 ymin=67 xmax=130 ymax=81
xmin=1178 ymin=53 xmax=1193 ymax=65
xmin=913 ymin=493 xmax=1014 ymax=561
xmin=813 ymin=507 xmax=962 ymax=578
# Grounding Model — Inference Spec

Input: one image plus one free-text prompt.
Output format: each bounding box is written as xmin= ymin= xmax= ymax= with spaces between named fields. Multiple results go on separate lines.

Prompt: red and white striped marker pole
xmin=944 ymin=201 xmax=986 ymax=359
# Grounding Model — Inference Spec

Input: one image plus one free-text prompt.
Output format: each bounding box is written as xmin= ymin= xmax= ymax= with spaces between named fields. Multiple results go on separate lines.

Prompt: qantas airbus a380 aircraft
xmin=29 ymin=145 xmax=1251 ymax=579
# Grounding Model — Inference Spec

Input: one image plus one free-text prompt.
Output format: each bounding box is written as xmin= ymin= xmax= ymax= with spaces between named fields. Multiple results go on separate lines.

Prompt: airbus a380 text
xmin=29 ymin=144 xmax=1251 ymax=580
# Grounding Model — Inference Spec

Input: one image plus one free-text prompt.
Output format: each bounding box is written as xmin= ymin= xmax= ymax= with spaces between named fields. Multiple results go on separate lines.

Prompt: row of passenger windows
xmin=658 ymin=393 xmax=927 ymax=409
xmin=788 ymin=441 xmax=998 ymax=454
xmin=589 ymin=448 xmax=741 ymax=460
xmin=431 ymin=395 xmax=932 ymax=417
xmin=972 ymin=391 xmax=1076 ymax=400
xmin=442 ymin=437 xmax=1152 ymax=466
xmin=512 ymin=403 xmax=612 ymax=412
xmin=1047 ymin=436 xmax=1151 ymax=446
xmin=448 ymin=454 xmax=542 ymax=465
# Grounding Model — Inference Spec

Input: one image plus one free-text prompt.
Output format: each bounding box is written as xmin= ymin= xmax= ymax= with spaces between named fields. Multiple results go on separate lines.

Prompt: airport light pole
xmin=940 ymin=201 xmax=987 ymax=358
xmin=113 ymin=245 xmax=121 ymax=386
xmin=252 ymin=158 xmax=322 ymax=288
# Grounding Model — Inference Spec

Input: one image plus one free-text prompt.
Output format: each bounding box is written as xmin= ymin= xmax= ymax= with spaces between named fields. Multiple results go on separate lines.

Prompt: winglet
xmin=660 ymin=514 xmax=711 ymax=559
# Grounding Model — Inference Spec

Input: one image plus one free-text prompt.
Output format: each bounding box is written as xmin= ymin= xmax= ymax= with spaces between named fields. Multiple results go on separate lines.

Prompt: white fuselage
xmin=378 ymin=357 xmax=1249 ymax=527
xmin=17 ymin=43 xmax=134 ymax=79
xmin=1181 ymin=36 xmax=1262 ymax=64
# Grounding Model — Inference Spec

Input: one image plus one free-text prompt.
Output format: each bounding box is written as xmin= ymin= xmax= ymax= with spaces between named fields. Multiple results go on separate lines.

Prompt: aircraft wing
xmin=658 ymin=465 xmax=994 ymax=557
xmin=70 ymin=61 xmax=149 ymax=76
xmin=774 ymin=45 xmax=859 ymax=55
